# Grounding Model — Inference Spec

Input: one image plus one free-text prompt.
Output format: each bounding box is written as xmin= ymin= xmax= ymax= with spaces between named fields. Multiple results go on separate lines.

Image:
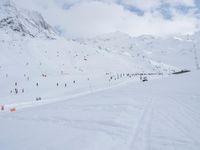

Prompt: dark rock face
xmin=0 ymin=17 xmax=34 ymax=36
xmin=0 ymin=0 xmax=56 ymax=39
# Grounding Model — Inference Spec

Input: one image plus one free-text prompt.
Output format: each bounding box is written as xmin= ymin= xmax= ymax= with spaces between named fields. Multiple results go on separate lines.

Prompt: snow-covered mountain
xmin=83 ymin=31 xmax=200 ymax=71
xmin=1 ymin=1 xmax=200 ymax=150
xmin=0 ymin=0 xmax=199 ymax=104
xmin=0 ymin=0 xmax=56 ymax=38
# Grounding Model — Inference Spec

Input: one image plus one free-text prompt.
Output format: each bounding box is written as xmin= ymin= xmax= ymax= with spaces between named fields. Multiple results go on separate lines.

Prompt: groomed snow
xmin=1 ymin=2 xmax=200 ymax=150
xmin=0 ymin=71 xmax=200 ymax=150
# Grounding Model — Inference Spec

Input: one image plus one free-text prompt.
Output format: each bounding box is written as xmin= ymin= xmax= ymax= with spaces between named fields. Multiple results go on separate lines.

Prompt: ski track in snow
xmin=0 ymin=72 xmax=200 ymax=150
xmin=1 ymin=78 xmax=137 ymax=112
xmin=1 ymin=2 xmax=200 ymax=149
xmin=128 ymin=98 xmax=154 ymax=150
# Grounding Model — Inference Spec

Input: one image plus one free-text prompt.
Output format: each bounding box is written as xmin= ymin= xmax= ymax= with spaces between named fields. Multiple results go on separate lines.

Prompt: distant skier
xmin=0 ymin=105 xmax=4 ymax=111
xmin=140 ymin=75 xmax=142 ymax=81
xmin=14 ymin=88 xmax=18 ymax=94
xmin=36 ymin=97 xmax=42 ymax=101
xmin=142 ymin=76 xmax=148 ymax=82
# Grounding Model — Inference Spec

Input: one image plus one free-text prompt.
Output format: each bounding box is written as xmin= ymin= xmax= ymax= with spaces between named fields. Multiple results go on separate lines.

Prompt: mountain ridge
xmin=0 ymin=0 xmax=56 ymax=39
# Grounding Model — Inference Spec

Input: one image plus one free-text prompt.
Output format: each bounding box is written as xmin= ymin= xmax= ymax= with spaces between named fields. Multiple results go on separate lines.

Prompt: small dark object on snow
xmin=14 ymin=88 xmax=18 ymax=94
xmin=142 ymin=77 xmax=148 ymax=82
xmin=172 ymin=70 xmax=190 ymax=75
xmin=42 ymin=74 xmax=47 ymax=77
xmin=36 ymin=97 xmax=42 ymax=101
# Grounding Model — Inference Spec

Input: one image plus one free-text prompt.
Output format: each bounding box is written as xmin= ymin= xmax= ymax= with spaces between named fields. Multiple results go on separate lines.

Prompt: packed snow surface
xmin=1 ymin=1 xmax=200 ymax=150
xmin=0 ymin=71 xmax=200 ymax=150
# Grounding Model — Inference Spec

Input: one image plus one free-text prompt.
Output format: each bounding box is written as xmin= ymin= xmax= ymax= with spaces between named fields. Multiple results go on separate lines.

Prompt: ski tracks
xmin=127 ymin=97 xmax=155 ymax=150
xmin=148 ymin=95 xmax=200 ymax=150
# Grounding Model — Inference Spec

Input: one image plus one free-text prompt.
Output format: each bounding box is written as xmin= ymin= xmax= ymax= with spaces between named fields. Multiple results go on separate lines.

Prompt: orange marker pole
xmin=10 ymin=108 xmax=16 ymax=112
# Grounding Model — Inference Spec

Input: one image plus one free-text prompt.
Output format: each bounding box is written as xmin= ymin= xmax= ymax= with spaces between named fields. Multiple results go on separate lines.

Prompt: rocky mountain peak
xmin=0 ymin=0 xmax=56 ymax=39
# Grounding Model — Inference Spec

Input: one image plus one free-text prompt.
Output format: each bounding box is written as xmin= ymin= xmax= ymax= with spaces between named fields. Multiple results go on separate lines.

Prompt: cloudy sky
xmin=15 ymin=0 xmax=200 ymax=38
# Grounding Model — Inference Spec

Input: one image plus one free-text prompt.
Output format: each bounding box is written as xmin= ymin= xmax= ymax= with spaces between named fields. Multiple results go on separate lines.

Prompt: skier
xmin=140 ymin=75 xmax=142 ymax=81
xmin=0 ymin=105 xmax=4 ymax=111
xmin=14 ymin=88 xmax=18 ymax=94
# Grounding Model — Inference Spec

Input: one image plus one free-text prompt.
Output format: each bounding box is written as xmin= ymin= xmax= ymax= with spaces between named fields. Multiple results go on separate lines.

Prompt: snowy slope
xmin=84 ymin=32 xmax=200 ymax=71
xmin=0 ymin=0 xmax=56 ymax=38
xmin=0 ymin=1 xmax=175 ymax=105
xmin=0 ymin=70 xmax=200 ymax=150
xmin=133 ymin=34 xmax=200 ymax=71
xmin=0 ymin=1 xmax=200 ymax=150
xmin=0 ymin=0 xmax=200 ymax=108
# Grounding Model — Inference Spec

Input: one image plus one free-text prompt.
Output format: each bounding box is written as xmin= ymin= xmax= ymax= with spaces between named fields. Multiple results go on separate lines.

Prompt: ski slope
xmin=1 ymin=1 xmax=200 ymax=150
xmin=0 ymin=71 xmax=200 ymax=150
xmin=1 ymin=1 xmax=200 ymax=109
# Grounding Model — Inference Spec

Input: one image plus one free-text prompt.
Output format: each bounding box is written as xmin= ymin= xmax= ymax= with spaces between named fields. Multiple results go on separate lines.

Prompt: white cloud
xmin=14 ymin=0 xmax=200 ymax=38
xmin=166 ymin=0 xmax=196 ymax=7
xmin=115 ymin=9 xmax=199 ymax=36
xmin=122 ymin=0 xmax=161 ymax=11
